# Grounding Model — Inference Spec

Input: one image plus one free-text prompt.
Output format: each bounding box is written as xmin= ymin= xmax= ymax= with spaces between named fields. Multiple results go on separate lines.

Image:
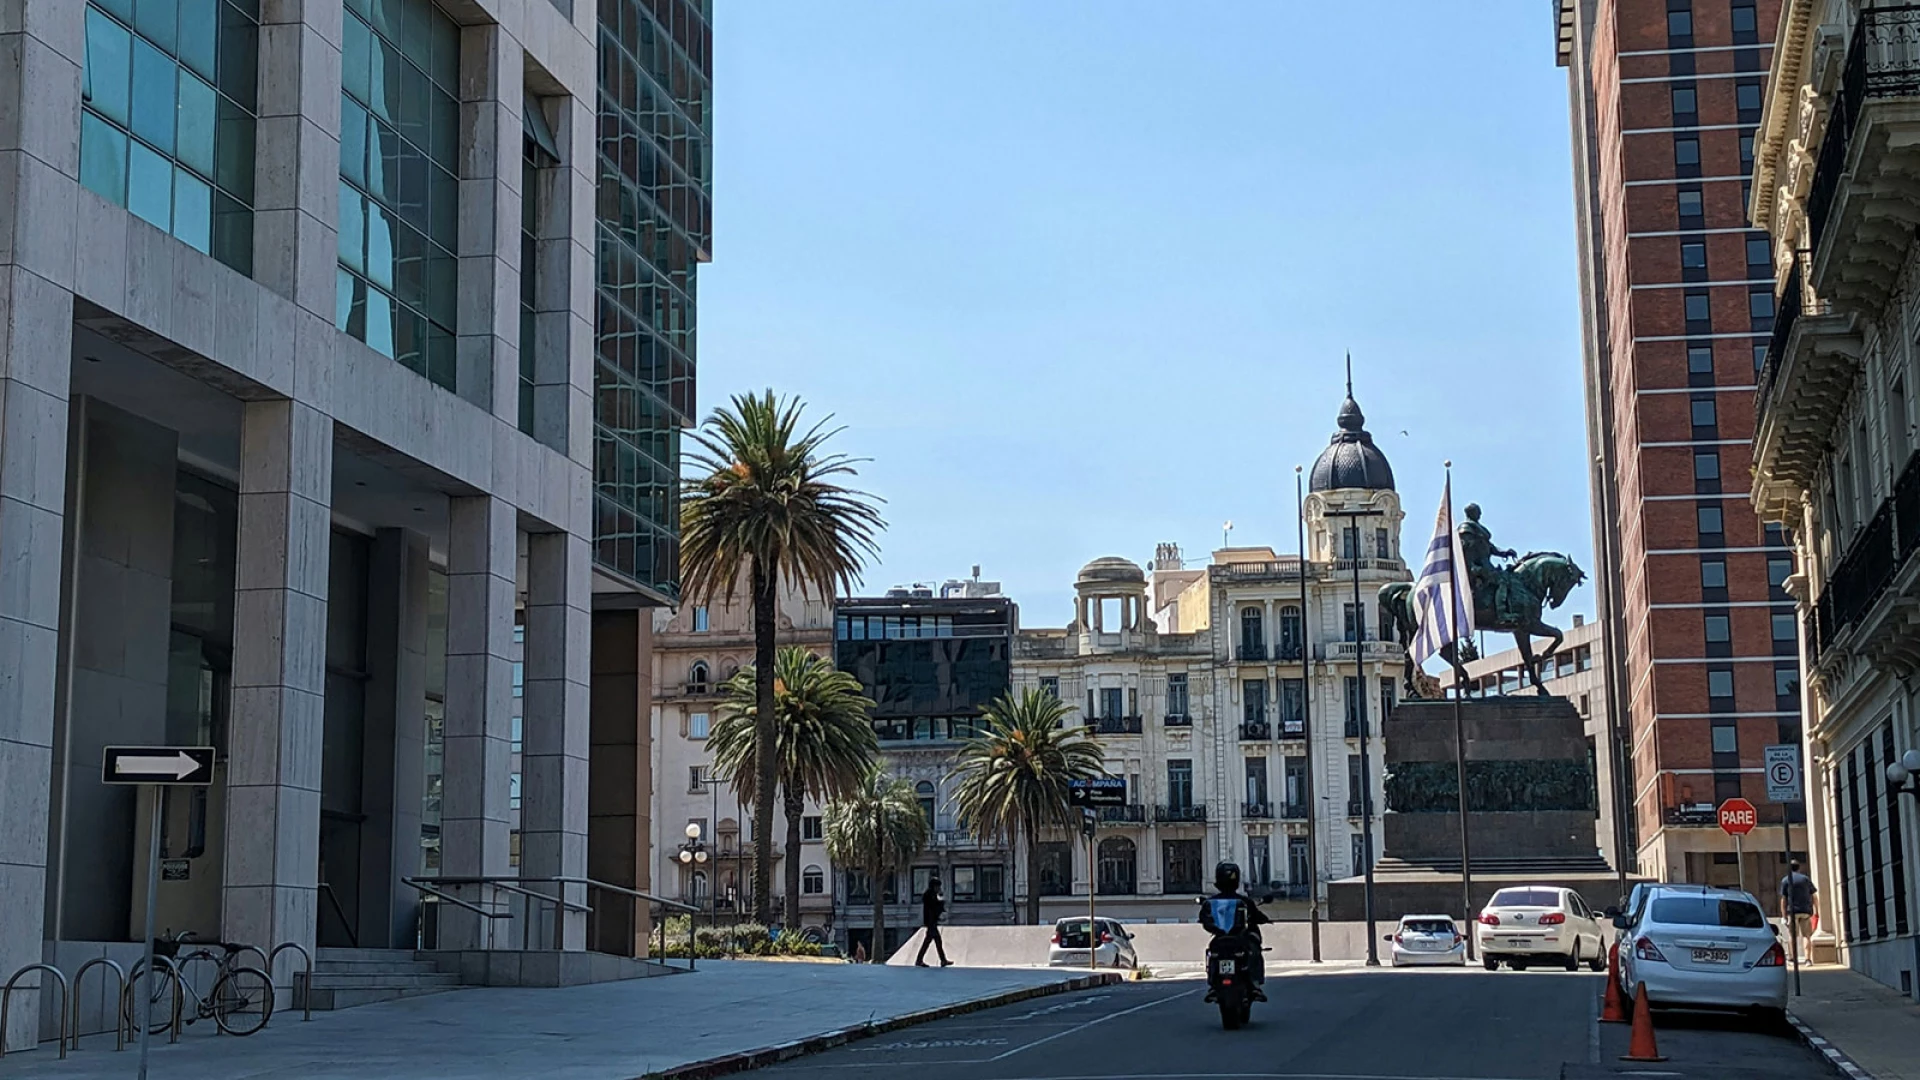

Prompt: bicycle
xmin=125 ymin=931 xmax=275 ymax=1037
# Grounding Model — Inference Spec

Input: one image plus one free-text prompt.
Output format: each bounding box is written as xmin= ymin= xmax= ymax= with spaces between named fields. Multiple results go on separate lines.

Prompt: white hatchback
xmin=1476 ymin=885 xmax=1607 ymax=972
xmin=1388 ymin=914 xmax=1467 ymax=967
xmin=1614 ymin=885 xmax=1787 ymax=1021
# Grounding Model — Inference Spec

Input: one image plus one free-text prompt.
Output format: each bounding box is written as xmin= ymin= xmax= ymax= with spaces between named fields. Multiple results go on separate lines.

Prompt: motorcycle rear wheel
xmin=1220 ymin=997 xmax=1242 ymax=1030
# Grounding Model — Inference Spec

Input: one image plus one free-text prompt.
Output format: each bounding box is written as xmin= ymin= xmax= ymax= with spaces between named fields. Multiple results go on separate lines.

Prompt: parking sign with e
xmin=1765 ymin=744 xmax=1802 ymax=804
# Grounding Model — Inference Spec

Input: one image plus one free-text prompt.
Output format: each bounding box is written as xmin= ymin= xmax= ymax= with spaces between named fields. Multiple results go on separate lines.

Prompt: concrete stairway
xmin=300 ymin=948 xmax=463 ymax=1011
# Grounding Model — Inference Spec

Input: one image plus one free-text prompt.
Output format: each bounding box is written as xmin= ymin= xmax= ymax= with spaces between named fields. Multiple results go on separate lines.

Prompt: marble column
xmin=520 ymin=531 xmax=591 ymax=949
xmin=440 ymin=496 xmax=517 ymax=946
xmin=253 ymin=1 xmax=342 ymax=318
xmin=358 ymin=528 xmax=430 ymax=950
xmin=455 ymin=24 xmax=523 ymax=416
xmin=222 ymin=401 xmax=333 ymax=971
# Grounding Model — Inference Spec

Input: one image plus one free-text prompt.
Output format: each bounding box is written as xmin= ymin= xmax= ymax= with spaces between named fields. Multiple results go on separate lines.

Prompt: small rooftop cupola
xmin=1072 ymin=556 xmax=1150 ymax=653
xmin=1309 ymin=355 xmax=1396 ymax=494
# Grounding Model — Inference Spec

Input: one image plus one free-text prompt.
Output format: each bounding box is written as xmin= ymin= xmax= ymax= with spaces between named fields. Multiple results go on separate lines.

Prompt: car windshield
xmin=1404 ymin=920 xmax=1455 ymax=934
xmin=1489 ymin=889 xmax=1561 ymax=908
xmin=1650 ymin=896 xmax=1766 ymax=928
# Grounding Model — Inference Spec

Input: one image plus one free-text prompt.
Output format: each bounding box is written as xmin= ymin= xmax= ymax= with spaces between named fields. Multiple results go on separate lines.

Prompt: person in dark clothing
xmin=1200 ymin=861 xmax=1270 ymax=1000
xmin=1778 ymin=860 xmax=1818 ymax=962
xmin=916 ymin=874 xmax=952 ymax=967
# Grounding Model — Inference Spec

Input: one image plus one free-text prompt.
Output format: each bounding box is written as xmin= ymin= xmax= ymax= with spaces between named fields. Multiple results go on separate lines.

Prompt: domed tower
xmin=1304 ymin=368 xmax=1404 ymax=565
xmin=1072 ymin=556 xmax=1151 ymax=653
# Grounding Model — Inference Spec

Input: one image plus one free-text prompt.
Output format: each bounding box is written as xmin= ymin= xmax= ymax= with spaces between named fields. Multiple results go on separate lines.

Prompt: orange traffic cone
xmin=1600 ymin=942 xmax=1629 ymax=1024
xmin=1619 ymin=986 xmax=1665 ymax=1063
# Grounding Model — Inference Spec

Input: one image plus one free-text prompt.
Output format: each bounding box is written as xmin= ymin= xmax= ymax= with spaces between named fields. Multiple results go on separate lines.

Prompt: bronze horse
xmin=1379 ymin=551 xmax=1587 ymax=698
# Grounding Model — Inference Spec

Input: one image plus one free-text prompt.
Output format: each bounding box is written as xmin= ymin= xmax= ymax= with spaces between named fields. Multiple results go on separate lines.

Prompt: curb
xmin=1787 ymin=1012 xmax=1877 ymax=1080
xmin=634 ymin=972 xmax=1123 ymax=1079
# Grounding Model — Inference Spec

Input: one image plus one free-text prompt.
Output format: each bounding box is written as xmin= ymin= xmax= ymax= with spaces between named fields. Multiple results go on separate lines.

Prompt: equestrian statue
xmin=1379 ymin=503 xmax=1587 ymax=699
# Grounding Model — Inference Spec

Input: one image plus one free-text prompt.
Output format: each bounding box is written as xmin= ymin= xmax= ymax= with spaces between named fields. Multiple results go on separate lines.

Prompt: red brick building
xmin=1556 ymin=0 xmax=1804 ymax=886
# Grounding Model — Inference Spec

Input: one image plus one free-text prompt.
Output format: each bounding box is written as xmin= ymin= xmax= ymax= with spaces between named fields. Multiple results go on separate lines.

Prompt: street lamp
xmin=1886 ymin=749 xmax=1920 ymax=799
xmin=678 ymin=822 xmax=710 ymax=938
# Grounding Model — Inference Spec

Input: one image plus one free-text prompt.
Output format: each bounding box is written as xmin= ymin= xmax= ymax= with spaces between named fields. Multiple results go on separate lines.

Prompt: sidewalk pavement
xmin=1786 ymin=964 xmax=1920 ymax=1080
xmin=0 ymin=960 xmax=1117 ymax=1080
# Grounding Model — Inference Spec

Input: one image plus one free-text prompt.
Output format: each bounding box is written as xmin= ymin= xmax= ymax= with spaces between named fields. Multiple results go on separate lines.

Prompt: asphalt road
xmin=750 ymin=967 xmax=1834 ymax=1080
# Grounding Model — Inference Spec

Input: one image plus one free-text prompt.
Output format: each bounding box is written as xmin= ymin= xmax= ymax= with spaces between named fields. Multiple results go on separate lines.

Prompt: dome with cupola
xmin=1308 ymin=366 xmax=1395 ymax=494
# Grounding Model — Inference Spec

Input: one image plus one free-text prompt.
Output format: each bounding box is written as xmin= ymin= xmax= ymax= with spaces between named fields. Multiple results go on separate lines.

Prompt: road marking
xmin=849 ymin=1036 xmax=1010 ymax=1052
xmin=989 ymin=1073 xmax=1542 ymax=1080
xmin=1588 ymin=984 xmax=1601 ymax=1065
xmin=988 ymin=988 xmax=1202 ymax=1062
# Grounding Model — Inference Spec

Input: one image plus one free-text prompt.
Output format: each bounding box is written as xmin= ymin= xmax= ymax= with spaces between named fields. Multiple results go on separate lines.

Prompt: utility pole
xmin=1295 ymin=467 xmax=1322 ymax=963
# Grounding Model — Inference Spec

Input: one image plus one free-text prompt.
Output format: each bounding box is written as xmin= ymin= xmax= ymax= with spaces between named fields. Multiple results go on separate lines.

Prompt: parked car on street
xmin=1613 ymin=884 xmax=1787 ymax=1022
xmin=1048 ymin=916 xmax=1138 ymax=969
xmin=1476 ymin=885 xmax=1607 ymax=971
xmin=1387 ymin=914 xmax=1467 ymax=967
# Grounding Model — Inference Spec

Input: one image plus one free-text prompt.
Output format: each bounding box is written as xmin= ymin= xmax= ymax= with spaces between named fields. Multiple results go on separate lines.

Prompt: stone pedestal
xmin=1327 ymin=696 xmax=1638 ymax=922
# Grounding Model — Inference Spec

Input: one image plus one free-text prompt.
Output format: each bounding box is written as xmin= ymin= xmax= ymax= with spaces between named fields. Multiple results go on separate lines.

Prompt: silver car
xmin=1614 ymin=884 xmax=1787 ymax=1021
xmin=1048 ymin=916 xmax=1138 ymax=969
xmin=1388 ymin=914 xmax=1467 ymax=967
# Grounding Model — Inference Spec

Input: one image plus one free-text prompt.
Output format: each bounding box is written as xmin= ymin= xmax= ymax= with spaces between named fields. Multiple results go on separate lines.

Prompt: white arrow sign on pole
xmin=102 ymin=746 xmax=215 ymax=786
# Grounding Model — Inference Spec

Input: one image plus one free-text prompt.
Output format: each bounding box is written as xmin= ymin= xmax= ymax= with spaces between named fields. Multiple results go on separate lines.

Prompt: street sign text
xmin=1717 ymin=797 xmax=1758 ymax=836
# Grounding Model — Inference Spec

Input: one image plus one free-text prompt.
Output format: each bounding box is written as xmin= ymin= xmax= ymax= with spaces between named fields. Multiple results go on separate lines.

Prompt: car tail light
xmin=1100 ymin=932 xmax=1112 ymax=944
xmin=1756 ymin=942 xmax=1787 ymax=967
xmin=1539 ymin=913 xmax=1566 ymax=926
xmin=1393 ymin=933 xmax=1404 ymax=945
xmin=1634 ymin=936 xmax=1667 ymax=963
xmin=1050 ymin=933 xmax=1060 ymax=945
xmin=1452 ymin=931 xmax=1464 ymax=944
xmin=1479 ymin=914 xmax=1500 ymax=926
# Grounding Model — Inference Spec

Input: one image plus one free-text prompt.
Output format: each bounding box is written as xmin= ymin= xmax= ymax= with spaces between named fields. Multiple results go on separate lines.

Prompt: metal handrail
xmin=267 ymin=942 xmax=313 ymax=1022
xmin=124 ymin=956 xmax=185 ymax=1044
xmin=69 ymin=957 xmax=127 ymax=1052
xmin=319 ymin=882 xmax=359 ymax=948
xmin=402 ymin=877 xmax=512 ymax=951
xmin=1 ymin=963 xmax=70 ymax=1059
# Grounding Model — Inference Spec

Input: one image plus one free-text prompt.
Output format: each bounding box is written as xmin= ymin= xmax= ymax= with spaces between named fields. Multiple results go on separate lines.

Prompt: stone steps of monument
xmin=1375 ymin=856 xmax=1615 ymax=876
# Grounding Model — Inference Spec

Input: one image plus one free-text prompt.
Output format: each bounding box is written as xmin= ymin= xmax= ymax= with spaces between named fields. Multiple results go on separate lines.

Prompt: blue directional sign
xmin=1069 ymin=777 xmax=1127 ymax=808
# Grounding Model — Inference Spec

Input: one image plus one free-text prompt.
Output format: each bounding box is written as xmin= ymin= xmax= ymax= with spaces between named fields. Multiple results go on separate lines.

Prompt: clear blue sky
xmin=697 ymin=1 xmax=1595 ymax=627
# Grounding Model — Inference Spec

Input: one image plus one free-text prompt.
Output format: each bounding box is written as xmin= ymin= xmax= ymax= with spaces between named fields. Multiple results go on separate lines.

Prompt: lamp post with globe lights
xmin=1888 ymin=748 xmax=1920 ymax=801
xmin=678 ymin=822 xmax=710 ymax=940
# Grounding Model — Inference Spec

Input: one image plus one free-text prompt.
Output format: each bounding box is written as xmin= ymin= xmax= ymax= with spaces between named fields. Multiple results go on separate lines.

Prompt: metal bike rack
xmin=69 ymin=957 xmax=128 ymax=1052
xmin=1 ymin=962 xmax=70 ymax=1060
xmin=267 ymin=942 xmax=314 ymax=1022
xmin=124 ymin=955 xmax=186 ymax=1044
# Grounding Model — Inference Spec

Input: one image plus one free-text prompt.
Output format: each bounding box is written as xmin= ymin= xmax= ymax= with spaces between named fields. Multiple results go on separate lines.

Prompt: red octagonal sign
xmin=1718 ymin=797 xmax=1758 ymax=836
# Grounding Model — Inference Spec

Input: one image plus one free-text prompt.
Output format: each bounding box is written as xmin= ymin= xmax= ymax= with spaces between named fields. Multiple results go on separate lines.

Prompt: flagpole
xmin=1296 ymin=466 xmax=1321 ymax=964
xmin=1445 ymin=463 xmax=1477 ymax=959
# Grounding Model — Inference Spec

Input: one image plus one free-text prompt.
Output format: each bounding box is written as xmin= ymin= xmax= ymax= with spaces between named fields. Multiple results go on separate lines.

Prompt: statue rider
xmin=1458 ymin=503 xmax=1517 ymax=625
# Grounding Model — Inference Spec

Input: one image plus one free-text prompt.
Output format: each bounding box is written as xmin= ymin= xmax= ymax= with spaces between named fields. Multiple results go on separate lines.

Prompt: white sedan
xmin=1615 ymin=885 xmax=1788 ymax=1022
xmin=1388 ymin=915 xmax=1468 ymax=967
xmin=1476 ymin=885 xmax=1607 ymax=971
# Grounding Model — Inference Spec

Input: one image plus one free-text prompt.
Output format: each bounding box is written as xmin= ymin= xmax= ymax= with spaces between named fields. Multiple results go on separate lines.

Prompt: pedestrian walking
xmin=916 ymin=873 xmax=953 ymax=967
xmin=1778 ymin=860 xmax=1817 ymax=962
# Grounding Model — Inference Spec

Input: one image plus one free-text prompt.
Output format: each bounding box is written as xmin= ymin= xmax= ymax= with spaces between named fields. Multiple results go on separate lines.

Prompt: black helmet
xmin=1213 ymin=861 xmax=1241 ymax=892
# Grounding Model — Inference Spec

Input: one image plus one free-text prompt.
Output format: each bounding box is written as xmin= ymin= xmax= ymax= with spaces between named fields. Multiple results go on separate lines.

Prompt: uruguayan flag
xmin=1411 ymin=478 xmax=1475 ymax=666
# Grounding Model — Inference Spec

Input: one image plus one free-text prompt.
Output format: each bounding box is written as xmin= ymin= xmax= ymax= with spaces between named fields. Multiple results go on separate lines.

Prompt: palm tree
xmin=823 ymin=769 xmax=930 ymax=961
xmin=680 ymin=391 xmax=884 ymax=924
xmin=710 ymin=647 xmax=879 ymax=927
xmin=953 ymin=689 xmax=1109 ymax=925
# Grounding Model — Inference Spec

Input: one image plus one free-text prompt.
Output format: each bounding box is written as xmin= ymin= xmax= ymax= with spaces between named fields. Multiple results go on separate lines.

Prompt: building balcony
xmin=1236 ymin=643 xmax=1269 ymax=662
xmin=1239 ymin=720 xmax=1271 ymax=741
xmin=1663 ymin=806 xmax=1719 ymax=828
xmin=1156 ymin=803 xmax=1208 ymax=824
xmin=1752 ymin=262 xmax=1865 ymax=520
xmin=1209 ymin=560 xmax=1307 ymax=584
xmin=1242 ymin=801 xmax=1274 ymax=821
xmin=1090 ymin=715 xmax=1144 ymax=736
xmin=1278 ymin=717 xmax=1306 ymax=738
xmin=1317 ymin=640 xmax=1403 ymax=664
xmin=1347 ymin=799 xmax=1365 ymax=818
xmin=1806 ymin=6 xmax=1920 ymax=319
xmin=1164 ymin=713 xmax=1193 ymax=728
xmin=1097 ymin=804 xmax=1147 ymax=824
xmin=1281 ymin=802 xmax=1309 ymax=820
xmin=1807 ymin=448 xmax=1920 ymax=674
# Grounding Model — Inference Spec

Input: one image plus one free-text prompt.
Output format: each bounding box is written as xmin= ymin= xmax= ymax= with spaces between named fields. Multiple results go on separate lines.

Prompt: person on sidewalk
xmin=916 ymin=873 xmax=953 ymax=967
xmin=1779 ymin=860 xmax=1818 ymax=962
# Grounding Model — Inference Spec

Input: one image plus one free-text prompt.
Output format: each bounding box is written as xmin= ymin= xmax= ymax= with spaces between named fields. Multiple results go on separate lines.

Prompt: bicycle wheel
xmin=212 ymin=966 xmax=274 ymax=1036
xmin=123 ymin=966 xmax=178 ymax=1036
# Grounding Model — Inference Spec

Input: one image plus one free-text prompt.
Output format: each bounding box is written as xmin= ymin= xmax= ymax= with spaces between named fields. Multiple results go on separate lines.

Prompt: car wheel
xmin=1483 ymin=956 xmax=1499 ymax=971
xmin=1587 ymin=940 xmax=1606 ymax=973
xmin=1564 ymin=943 xmax=1581 ymax=972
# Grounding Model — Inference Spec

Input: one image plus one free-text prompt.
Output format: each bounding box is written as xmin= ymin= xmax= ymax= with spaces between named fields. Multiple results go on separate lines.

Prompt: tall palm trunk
xmin=750 ymin=559 xmax=778 ymax=925
xmin=1023 ymin=822 xmax=1043 ymax=925
xmin=783 ymin=783 xmax=805 ymax=928
xmin=868 ymin=860 xmax=887 ymax=961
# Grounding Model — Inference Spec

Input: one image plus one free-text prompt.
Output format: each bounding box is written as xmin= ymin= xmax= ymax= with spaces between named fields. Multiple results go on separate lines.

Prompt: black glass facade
xmin=594 ymin=0 xmax=711 ymax=594
xmin=834 ymin=599 xmax=1014 ymax=743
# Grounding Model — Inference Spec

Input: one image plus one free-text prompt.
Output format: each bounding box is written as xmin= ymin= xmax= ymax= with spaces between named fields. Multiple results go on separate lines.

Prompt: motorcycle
xmin=1200 ymin=897 xmax=1263 ymax=1030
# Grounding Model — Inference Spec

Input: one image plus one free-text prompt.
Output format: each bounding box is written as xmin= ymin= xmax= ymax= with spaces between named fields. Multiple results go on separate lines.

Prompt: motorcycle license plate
xmin=1217 ymin=959 xmax=1236 ymax=974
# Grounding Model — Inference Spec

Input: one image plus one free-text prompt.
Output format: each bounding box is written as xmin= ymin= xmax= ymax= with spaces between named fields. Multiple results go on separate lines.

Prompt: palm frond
xmin=951 ymin=689 xmax=1109 ymax=849
xmin=709 ymin=647 xmax=879 ymax=808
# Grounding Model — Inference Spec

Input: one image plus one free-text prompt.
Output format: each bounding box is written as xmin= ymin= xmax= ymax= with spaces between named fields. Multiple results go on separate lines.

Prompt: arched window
xmin=802 ymin=865 xmax=825 ymax=895
xmin=916 ymin=781 xmax=937 ymax=830
xmin=720 ymin=660 xmax=739 ymax=681
xmin=1239 ymin=607 xmax=1265 ymax=659
xmin=688 ymin=869 xmax=708 ymax=906
xmin=687 ymin=661 xmax=710 ymax=694
xmin=1278 ymin=605 xmax=1304 ymax=659
xmin=1097 ymin=837 xmax=1137 ymax=896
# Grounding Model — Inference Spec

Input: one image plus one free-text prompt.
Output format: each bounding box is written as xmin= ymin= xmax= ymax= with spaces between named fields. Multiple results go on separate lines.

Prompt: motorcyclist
xmin=1199 ymin=860 xmax=1271 ymax=1001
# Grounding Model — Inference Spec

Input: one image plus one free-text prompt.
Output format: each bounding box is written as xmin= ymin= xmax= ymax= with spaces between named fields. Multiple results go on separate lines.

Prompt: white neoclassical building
xmin=1013 ymin=389 xmax=1408 ymax=921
